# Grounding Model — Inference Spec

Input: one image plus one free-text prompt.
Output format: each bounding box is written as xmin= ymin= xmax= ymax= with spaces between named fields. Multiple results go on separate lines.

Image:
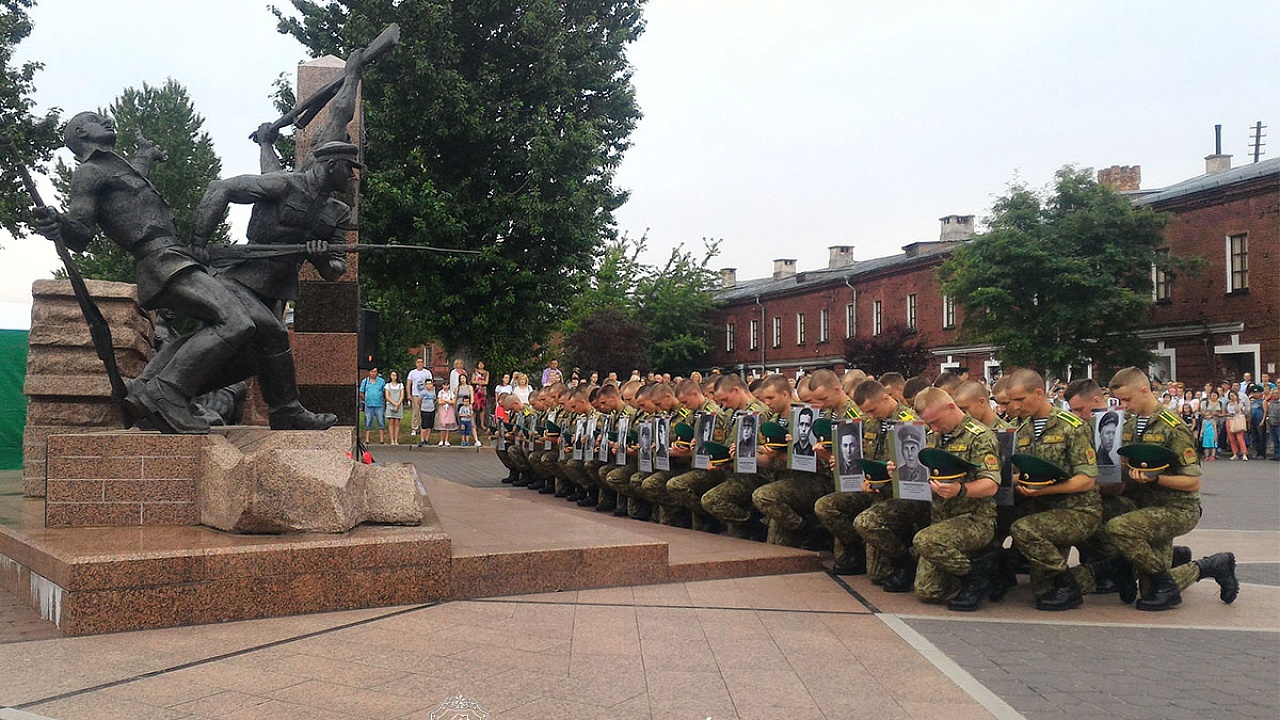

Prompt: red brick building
xmin=706 ymin=215 xmax=975 ymax=379
xmin=1129 ymin=156 xmax=1279 ymax=384
xmin=706 ymin=156 xmax=1279 ymax=386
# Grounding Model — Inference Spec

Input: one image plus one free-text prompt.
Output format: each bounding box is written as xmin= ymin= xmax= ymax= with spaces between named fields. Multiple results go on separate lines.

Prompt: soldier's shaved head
xmin=933 ymin=372 xmax=963 ymax=395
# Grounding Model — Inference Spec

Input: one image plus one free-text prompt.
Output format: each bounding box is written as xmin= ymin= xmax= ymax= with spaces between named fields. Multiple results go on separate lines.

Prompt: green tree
xmin=272 ymin=0 xmax=645 ymax=369
xmin=562 ymin=306 xmax=649 ymax=377
xmin=0 ymin=0 xmax=62 ymax=242
xmin=56 ymin=79 xmax=226 ymax=282
xmin=939 ymin=166 xmax=1175 ymax=379
xmin=636 ymin=239 xmax=720 ymax=376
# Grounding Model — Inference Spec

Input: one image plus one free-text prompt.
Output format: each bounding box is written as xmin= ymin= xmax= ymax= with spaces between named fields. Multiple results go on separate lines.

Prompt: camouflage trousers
xmin=1076 ymin=493 xmax=1137 ymax=561
xmin=1010 ymin=506 xmax=1101 ymax=597
xmin=753 ymin=472 xmax=828 ymax=547
xmin=667 ymin=469 xmax=724 ymax=515
xmin=1072 ymin=500 xmax=1202 ymax=594
xmin=815 ymin=490 xmax=879 ymax=567
xmin=508 ymin=445 xmax=533 ymax=472
xmin=912 ymin=512 xmax=996 ymax=603
xmin=494 ymin=447 xmax=518 ymax=473
xmin=854 ymin=498 xmax=931 ymax=563
xmin=702 ymin=472 xmax=767 ymax=537
xmin=639 ymin=470 xmax=689 ymax=526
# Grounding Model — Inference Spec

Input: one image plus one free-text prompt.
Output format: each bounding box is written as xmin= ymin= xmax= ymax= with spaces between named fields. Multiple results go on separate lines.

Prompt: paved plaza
xmin=1 ymin=448 xmax=1277 ymax=720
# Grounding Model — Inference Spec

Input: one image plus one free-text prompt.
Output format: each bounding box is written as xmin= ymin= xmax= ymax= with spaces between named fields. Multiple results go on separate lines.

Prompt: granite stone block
xmin=298 ymin=384 xmax=358 ymax=426
xmin=103 ymin=479 xmax=195 ymax=503
xmin=47 ymin=455 xmax=143 ymax=481
xmin=45 ymin=480 xmax=104 ymax=503
xmin=141 ymin=503 xmax=200 ymax=526
xmin=299 ymin=246 xmax=358 ymax=282
xmin=46 ymin=502 xmax=141 ymax=527
xmin=25 ymin=399 xmax=129 ymax=426
xmin=292 ymin=333 xmax=358 ymax=386
xmin=294 ymin=282 xmax=359 ymax=333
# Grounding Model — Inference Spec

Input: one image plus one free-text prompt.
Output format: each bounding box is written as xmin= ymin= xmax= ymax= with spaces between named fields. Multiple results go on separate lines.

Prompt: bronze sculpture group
xmin=17 ymin=27 xmax=401 ymax=435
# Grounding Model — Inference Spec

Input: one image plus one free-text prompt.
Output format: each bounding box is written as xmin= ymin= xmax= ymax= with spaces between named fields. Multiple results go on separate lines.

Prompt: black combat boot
xmin=1087 ymin=555 xmax=1137 ymax=603
xmin=1036 ymin=570 xmax=1084 ymax=611
xmin=1135 ymin=570 xmax=1181 ymax=611
xmin=1193 ymin=552 xmax=1239 ymax=604
xmin=576 ymin=488 xmax=598 ymax=507
xmin=832 ymin=538 xmax=868 ymax=576
xmin=512 ymin=471 xmax=530 ymax=487
xmin=1172 ymin=545 xmax=1192 ymax=567
xmin=257 ymin=349 xmax=338 ymax=431
xmin=538 ymin=478 xmax=557 ymax=495
xmin=594 ymin=489 xmax=616 ymax=512
xmin=948 ymin=553 xmax=998 ymax=612
xmin=501 ymin=471 xmax=517 ymax=484
xmin=989 ymin=549 xmax=1019 ymax=602
xmin=628 ymin=499 xmax=653 ymax=522
xmin=882 ymin=557 xmax=917 ymax=593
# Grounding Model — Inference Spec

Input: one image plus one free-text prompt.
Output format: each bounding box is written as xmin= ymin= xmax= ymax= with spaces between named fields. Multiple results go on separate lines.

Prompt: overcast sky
xmin=2 ymin=0 xmax=1277 ymax=328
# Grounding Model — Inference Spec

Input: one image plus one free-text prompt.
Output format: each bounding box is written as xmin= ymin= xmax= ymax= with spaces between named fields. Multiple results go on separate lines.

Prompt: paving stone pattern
xmin=906 ymin=619 xmax=1280 ymax=720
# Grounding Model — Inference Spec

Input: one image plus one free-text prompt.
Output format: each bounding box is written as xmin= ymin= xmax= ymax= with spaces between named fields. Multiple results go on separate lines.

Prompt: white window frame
xmin=906 ymin=294 xmax=917 ymax=330
xmin=873 ymin=300 xmax=882 ymax=336
xmin=749 ymin=319 xmax=759 ymax=351
xmin=796 ymin=313 xmax=806 ymax=345
xmin=845 ymin=302 xmax=856 ymax=338
xmin=772 ymin=316 xmax=782 ymax=349
xmin=819 ymin=308 xmax=830 ymax=343
xmin=725 ymin=322 xmax=735 ymax=353
xmin=1226 ymin=233 xmax=1248 ymax=292
xmin=942 ymin=294 xmax=956 ymax=329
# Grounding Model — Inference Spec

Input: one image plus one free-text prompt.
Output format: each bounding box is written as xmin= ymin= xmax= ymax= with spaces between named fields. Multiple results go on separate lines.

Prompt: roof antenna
xmin=1249 ymin=121 xmax=1267 ymax=163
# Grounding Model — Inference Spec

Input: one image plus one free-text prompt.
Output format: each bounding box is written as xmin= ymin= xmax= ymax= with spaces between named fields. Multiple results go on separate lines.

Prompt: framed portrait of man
xmin=789 ymin=405 xmax=817 ymax=473
xmin=693 ymin=411 xmax=715 ymax=470
xmin=638 ymin=419 xmax=654 ymax=473
xmin=573 ymin=417 xmax=587 ymax=461
xmin=994 ymin=427 xmax=1017 ymax=506
xmin=597 ymin=416 xmax=612 ymax=462
xmin=892 ymin=422 xmax=931 ymax=501
xmin=654 ymin=416 xmax=671 ymax=471
xmin=835 ymin=420 xmax=864 ymax=492
xmin=614 ymin=415 xmax=630 ymax=466
xmin=735 ymin=413 xmax=759 ymax=474
xmin=1095 ymin=409 xmax=1124 ymax=485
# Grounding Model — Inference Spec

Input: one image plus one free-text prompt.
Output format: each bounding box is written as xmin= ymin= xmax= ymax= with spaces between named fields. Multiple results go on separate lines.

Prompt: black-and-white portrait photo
xmin=638 ymin=419 xmax=653 ymax=473
xmin=835 ymin=420 xmax=864 ymax=491
xmin=654 ymin=416 xmax=670 ymax=471
xmin=693 ymin=412 xmax=715 ymax=470
xmin=614 ymin=416 xmax=630 ymax=465
xmin=573 ymin=417 xmax=587 ymax=461
xmin=893 ymin=422 xmax=930 ymax=501
xmin=735 ymin=413 xmax=758 ymax=474
xmin=1095 ymin=409 xmax=1123 ymax=484
xmin=789 ymin=405 xmax=817 ymax=473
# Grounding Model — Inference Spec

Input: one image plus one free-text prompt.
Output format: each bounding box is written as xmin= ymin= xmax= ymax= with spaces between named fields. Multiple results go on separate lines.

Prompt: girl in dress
xmin=471 ymin=361 xmax=490 ymax=436
xmin=436 ymin=381 xmax=457 ymax=446
xmin=384 ymin=370 xmax=405 ymax=445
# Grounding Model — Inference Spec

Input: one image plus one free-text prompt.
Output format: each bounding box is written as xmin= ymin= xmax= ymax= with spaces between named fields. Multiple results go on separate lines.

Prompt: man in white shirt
xmin=449 ymin=358 xmax=465 ymax=394
xmin=407 ymin=357 xmax=433 ymax=436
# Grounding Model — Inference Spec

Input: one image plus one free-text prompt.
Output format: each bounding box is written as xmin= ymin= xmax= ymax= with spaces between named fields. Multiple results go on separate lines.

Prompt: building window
xmin=1152 ymin=249 xmax=1172 ymax=302
xmin=796 ymin=313 xmax=806 ymax=345
xmin=942 ymin=294 xmax=956 ymax=329
xmin=750 ymin=319 xmax=759 ymax=350
xmin=906 ymin=294 xmax=917 ymax=329
xmin=819 ymin=308 xmax=830 ymax=343
xmin=845 ymin=302 xmax=856 ymax=338
xmin=725 ymin=322 xmax=735 ymax=353
xmin=1227 ymin=233 xmax=1248 ymax=292
xmin=772 ymin=316 xmax=782 ymax=348
xmin=873 ymin=300 xmax=882 ymax=335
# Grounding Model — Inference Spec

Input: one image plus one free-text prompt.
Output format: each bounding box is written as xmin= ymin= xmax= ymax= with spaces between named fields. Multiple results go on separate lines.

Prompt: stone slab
xmin=292 ymin=333 xmax=359 ymax=386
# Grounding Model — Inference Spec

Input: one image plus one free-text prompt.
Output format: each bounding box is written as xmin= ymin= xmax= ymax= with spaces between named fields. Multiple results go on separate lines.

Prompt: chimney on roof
xmin=1206 ymin=124 xmax=1232 ymax=174
xmin=720 ymin=268 xmax=737 ymax=289
xmin=827 ymin=245 xmax=855 ymax=269
xmin=1097 ymin=165 xmax=1142 ymax=191
xmin=939 ymin=214 xmax=975 ymax=242
xmin=772 ymin=258 xmax=797 ymax=280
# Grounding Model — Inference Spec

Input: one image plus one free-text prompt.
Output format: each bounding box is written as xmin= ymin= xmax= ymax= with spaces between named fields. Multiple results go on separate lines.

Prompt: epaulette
xmin=896 ymin=410 xmax=916 ymax=422
xmin=1159 ymin=411 xmax=1180 ymax=427
xmin=1056 ymin=411 xmax=1083 ymax=428
xmin=964 ymin=420 xmax=983 ymax=435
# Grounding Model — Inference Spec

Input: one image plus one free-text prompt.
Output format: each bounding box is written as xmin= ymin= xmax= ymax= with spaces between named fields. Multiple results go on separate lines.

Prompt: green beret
xmin=673 ymin=422 xmax=695 ymax=441
xmin=858 ymin=458 xmax=892 ymax=483
xmin=1010 ymin=453 xmax=1069 ymax=487
xmin=760 ymin=421 xmax=788 ymax=448
xmin=919 ymin=447 xmax=977 ymax=482
xmin=607 ymin=430 xmax=618 ymax=442
xmin=812 ymin=418 xmax=833 ymax=446
xmin=544 ymin=420 xmax=562 ymax=436
xmin=1117 ymin=443 xmax=1179 ymax=473
xmin=704 ymin=441 xmax=732 ymax=466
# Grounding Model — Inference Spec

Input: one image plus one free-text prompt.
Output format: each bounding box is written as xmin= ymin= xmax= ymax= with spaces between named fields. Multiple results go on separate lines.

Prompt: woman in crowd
xmin=513 ymin=372 xmax=533 ymax=404
xmin=1225 ymin=390 xmax=1250 ymax=460
xmin=471 ymin=361 xmax=490 ymax=433
xmin=436 ymin=381 xmax=457 ymax=446
xmin=384 ymin=370 xmax=405 ymax=445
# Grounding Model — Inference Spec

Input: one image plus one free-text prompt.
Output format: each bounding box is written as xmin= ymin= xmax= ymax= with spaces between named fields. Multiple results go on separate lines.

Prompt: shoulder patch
xmin=897 ymin=410 xmax=916 ymax=421
xmin=965 ymin=420 xmax=983 ymax=435
xmin=982 ymin=453 xmax=999 ymax=471
xmin=1182 ymin=447 xmax=1198 ymax=466
xmin=1159 ymin=411 xmax=1180 ymax=428
xmin=1057 ymin=411 xmax=1083 ymax=428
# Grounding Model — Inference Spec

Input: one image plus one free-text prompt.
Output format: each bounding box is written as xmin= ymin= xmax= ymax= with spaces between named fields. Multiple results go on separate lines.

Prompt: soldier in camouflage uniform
xmin=840 ymin=380 xmax=928 ymax=581
xmin=1071 ymin=368 xmax=1237 ymax=610
xmin=701 ymin=374 xmax=776 ymax=538
xmin=602 ymin=381 xmax=648 ymax=519
xmin=666 ymin=379 xmax=733 ymax=531
xmin=806 ymin=369 xmax=867 ymax=560
xmin=751 ymin=374 xmax=821 ymax=546
xmin=1002 ymin=369 xmax=1101 ymax=611
xmin=639 ymin=383 xmax=694 ymax=526
xmin=910 ymin=387 xmax=1002 ymax=610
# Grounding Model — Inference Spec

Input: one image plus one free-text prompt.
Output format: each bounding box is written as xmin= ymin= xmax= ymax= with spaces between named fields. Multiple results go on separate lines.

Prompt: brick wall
xmin=44 ymin=432 xmax=206 ymax=527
